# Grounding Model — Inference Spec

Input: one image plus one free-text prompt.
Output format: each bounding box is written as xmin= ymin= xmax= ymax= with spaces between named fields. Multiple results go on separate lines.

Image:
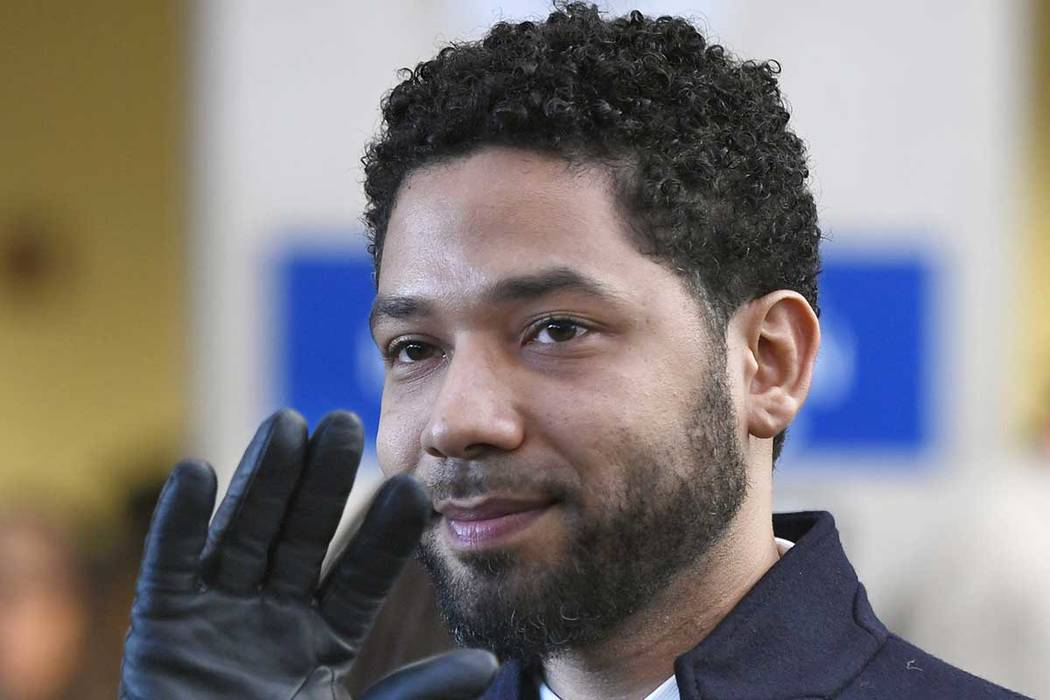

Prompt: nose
xmin=422 ymin=339 xmax=525 ymax=459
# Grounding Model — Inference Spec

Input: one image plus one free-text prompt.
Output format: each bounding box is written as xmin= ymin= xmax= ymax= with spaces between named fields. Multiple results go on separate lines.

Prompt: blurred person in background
xmin=0 ymin=478 xmax=165 ymax=700
xmin=119 ymin=4 xmax=1030 ymax=699
xmin=0 ymin=517 xmax=88 ymax=700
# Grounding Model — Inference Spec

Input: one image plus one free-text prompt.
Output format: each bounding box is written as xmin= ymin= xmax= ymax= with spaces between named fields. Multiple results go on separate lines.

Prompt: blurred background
xmin=1 ymin=0 xmax=1048 ymax=697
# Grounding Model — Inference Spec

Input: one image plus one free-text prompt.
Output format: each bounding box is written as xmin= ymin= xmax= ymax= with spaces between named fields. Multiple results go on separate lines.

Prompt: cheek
xmin=538 ymin=364 xmax=701 ymax=490
xmin=532 ymin=380 xmax=642 ymax=496
xmin=376 ymin=399 xmax=423 ymax=476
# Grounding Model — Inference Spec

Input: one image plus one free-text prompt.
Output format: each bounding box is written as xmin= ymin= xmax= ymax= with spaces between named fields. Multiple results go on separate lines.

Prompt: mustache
xmin=418 ymin=459 xmax=577 ymax=504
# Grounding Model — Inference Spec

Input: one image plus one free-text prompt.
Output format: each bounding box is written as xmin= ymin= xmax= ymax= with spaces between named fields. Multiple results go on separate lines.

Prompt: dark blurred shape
xmin=346 ymin=558 xmax=453 ymax=696
xmin=78 ymin=476 xmax=166 ymax=699
xmin=0 ymin=208 xmax=75 ymax=305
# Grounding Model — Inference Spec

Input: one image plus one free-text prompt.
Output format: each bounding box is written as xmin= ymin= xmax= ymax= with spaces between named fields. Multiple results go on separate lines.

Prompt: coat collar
xmin=672 ymin=511 xmax=888 ymax=699
xmin=480 ymin=511 xmax=888 ymax=700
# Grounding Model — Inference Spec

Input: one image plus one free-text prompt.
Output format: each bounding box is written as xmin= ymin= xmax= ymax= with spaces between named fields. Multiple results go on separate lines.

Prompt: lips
xmin=437 ymin=498 xmax=553 ymax=550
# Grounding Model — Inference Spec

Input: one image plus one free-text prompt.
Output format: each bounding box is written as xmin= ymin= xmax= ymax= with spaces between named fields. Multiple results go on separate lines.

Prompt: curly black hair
xmin=363 ymin=2 xmax=821 ymax=460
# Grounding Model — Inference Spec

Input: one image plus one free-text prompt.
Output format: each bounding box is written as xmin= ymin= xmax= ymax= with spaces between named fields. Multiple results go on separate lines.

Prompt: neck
xmin=541 ymin=487 xmax=778 ymax=700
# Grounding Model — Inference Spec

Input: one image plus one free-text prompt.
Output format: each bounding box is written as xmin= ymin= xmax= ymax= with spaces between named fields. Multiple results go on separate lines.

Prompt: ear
xmin=732 ymin=291 xmax=820 ymax=440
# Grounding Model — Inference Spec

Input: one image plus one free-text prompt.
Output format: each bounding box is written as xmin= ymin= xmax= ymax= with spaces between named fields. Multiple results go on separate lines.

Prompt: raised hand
xmin=120 ymin=409 xmax=497 ymax=700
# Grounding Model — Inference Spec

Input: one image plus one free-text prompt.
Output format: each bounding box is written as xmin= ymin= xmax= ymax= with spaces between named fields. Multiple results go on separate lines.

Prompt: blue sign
xmin=784 ymin=254 xmax=933 ymax=461
xmin=275 ymin=248 xmax=384 ymax=450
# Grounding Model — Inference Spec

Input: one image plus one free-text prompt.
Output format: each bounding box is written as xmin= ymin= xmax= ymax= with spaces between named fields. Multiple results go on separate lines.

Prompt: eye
xmin=530 ymin=319 xmax=589 ymax=345
xmin=387 ymin=340 xmax=441 ymax=365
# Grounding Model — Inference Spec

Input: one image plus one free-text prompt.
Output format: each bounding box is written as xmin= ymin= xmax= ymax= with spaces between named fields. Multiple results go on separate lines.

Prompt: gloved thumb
xmin=360 ymin=649 xmax=500 ymax=700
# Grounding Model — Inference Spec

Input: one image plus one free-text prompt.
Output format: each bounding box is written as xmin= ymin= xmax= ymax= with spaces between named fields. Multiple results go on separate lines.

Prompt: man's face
xmin=372 ymin=147 xmax=747 ymax=661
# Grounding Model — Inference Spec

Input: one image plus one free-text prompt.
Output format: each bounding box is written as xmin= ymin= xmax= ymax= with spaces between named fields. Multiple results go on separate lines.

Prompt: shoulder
xmin=838 ymin=634 xmax=1030 ymax=699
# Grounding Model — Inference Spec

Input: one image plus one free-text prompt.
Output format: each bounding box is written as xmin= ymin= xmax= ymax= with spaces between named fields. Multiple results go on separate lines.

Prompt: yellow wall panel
xmin=1019 ymin=1 xmax=1050 ymax=447
xmin=0 ymin=0 xmax=185 ymax=527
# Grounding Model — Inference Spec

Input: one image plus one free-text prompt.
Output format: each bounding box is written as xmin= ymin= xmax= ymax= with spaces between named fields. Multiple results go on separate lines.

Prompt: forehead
xmin=377 ymin=147 xmax=659 ymax=298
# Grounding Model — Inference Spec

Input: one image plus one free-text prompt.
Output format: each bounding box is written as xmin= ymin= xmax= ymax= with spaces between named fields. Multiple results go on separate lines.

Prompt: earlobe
xmin=739 ymin=292 xmax=820 ymax=440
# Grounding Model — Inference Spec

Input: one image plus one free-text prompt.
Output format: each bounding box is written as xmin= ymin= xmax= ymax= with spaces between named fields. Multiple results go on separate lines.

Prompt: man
xmin=120 ymin=4 xmax=1026 ymax=699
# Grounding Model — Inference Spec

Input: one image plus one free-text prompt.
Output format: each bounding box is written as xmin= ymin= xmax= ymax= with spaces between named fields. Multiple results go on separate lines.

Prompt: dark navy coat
xmin=479 ymin=511 xmax=1027 ymax=699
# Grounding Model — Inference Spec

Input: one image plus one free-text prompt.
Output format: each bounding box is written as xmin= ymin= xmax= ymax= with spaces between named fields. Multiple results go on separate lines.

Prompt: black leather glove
xmin=120 ymin=409 xmax=497 ymax=699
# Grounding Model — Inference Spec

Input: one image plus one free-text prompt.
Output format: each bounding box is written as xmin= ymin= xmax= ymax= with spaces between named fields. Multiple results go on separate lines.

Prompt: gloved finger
xmin=201 ymin=409 xmax=308 ymax=593
xmin=360 ymin=650 xmax=500 ymax=700
xmin=136 ymin=460 xmax=217 ymax=594
xmin=267 ymin=411 xmax=363 ymax=598
xmin=318 ymin=474 xmax=429 ymax=643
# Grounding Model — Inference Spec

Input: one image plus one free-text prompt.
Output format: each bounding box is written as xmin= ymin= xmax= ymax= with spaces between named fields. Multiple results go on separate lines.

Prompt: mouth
xmin=436 ymin=497 xmax=555 ymax=551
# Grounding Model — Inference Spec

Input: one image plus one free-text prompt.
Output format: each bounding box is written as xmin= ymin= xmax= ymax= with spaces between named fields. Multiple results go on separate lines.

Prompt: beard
xmin=416 ymin=363 xmax=749 ymax=665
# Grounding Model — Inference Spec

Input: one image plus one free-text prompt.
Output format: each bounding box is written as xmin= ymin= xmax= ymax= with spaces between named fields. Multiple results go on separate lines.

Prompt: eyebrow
xmin=369 ymin=266 xmax=622 ymax=333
